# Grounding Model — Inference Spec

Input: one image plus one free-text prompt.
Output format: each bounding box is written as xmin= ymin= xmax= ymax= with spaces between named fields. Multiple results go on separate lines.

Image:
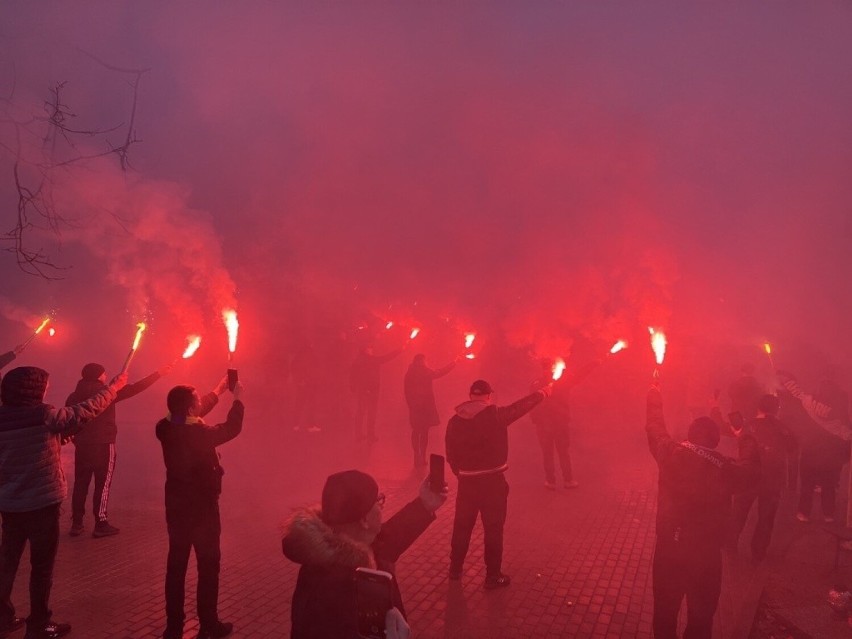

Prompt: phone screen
xmin=429 ymin=454 xmax=445 ymax=492
xmin=355 ymin=568 xmax=393 ymax=639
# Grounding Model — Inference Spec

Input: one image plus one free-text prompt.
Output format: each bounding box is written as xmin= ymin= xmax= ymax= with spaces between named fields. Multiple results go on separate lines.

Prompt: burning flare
xmin=465 ymin=353 xmax=476 ymax=360
xmin=763 ymin=342 xmax=772 ymax=355
xmin=648 ymin=327 xmax=667 ymax=366
xmin=464 ymin=332 xmax=476 ymax=349
xmin=222 ymin=309 xmax=239 ymax=354
xmin=409 ymin=328 xmax=420 ymax=340
xmin=551 ymin=358 xmax=566 ymax=381
xmin=48 ymin=328 xmax=56 ymax=337
xmin=610 ymin=340 xmax=628 ymax=354
xmin=385 ymin=321 xmax=394 ymax=330
xmin=131 ymin=323 xmax=147 ymax=351
xmin=183 ymin=335 xmax=202 ymax=359
xmin=34 ymin=318 xmax=50 ymax=334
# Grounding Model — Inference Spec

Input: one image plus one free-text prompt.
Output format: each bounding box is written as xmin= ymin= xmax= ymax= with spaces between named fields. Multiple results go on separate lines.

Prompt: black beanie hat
xmin=688 ymin=416 xmax=720 ymax=449
xmin=470 ymin=379 xmax=493 ymax=396
xmin=321 ymin=470 xmax=379 ymax=526
xmin=1 ymin=366 xmax=49 ymax=407
xmin=81 ymin=363 xmax=106 ymax=381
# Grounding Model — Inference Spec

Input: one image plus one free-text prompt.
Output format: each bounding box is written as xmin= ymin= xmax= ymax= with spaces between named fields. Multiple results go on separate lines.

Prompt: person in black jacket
xmin=728 ymin=394 xmax=796 ymax=561
xmin=403 ymin=354 xmax=456 ymax=467
xmin=65 ymin=362 xmax=171 ymax=538
xmin=350 ymin=346 xmax=403 ymax=442
xmin=646 ymin=384 xmax=760 ymax=639
xmin=445 ymin=379 xmax=551 ymax=589
xmin=282 ymin=469 xmax=447 ymax=639
xmin=156 ymin=379 xmax=244 ymax=639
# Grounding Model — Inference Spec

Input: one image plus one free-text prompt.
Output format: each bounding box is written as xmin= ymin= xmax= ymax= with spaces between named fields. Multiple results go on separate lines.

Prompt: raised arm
xmin=430 ymin=361 xmax=456 ymax=380
xmin=0 ymin=350 xmax=16 ymax=371
xmin=645 ymin=387 xmax=679 ymax=464
xmin=116 ymin=370 xmax=162 ymax=402
xmin=47 ymin=374 xmax=127 ymax=435
xmin=198 ymin=400 xmax=244 ymax=448
xmin=495 ymin=390 xmax=547 ymax=427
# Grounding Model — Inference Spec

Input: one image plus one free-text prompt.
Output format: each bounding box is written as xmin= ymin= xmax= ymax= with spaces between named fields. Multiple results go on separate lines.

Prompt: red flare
xmin=464 ymin=332 xmax=476 ymax=349
xmin=409 ymin=328 xmax=420 ymax=339
xmin=182 ymin=335 xmax=202 ymax=359
xmin=610 ymin=340 xmax=628 ymax=354
xmin=551 ymin=357 xmax=566 ymax=381
xmin=131 ymin=323 xmax=147 ymax=351
xmin=222 ymin=309 xmax=239 ymax=354
xmin=649 ymin=327 xmax=667 ymax=366
xmin=34 ymin=318 xmax=50 ymax=334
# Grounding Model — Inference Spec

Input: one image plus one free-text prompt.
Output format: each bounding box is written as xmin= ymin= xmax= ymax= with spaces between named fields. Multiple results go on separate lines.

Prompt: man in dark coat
xmin=445 ymin=379 xmax=551 ymax=589
xmin=65 ymin=362 xmax=171 ymax=537
xmin=350 ymin=346 xmax=403 ymax=442
xmin=0 ymin=366 xmax=127 ymax=639
xmin=728 ymin=363 xmax=764 ymax=421
xmin=282 ymin=469 xmax=447 ymax=639
xmin=646 ymin=384 xmax=760 ymax=639
xmin=403 ymin=354 xmax=456 ymax=467
xmin=729 ymin=394 xmax=796 ymax=561
xmin=157 ymin=378 xmax=243 ymax=639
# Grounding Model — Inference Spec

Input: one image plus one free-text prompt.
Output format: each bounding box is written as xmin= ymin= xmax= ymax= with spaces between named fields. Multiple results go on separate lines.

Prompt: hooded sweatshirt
xmin=65 ymin=371 xmax=162 ymax=445
xmin=445 ymin=391 xmax=545 ymax=477
xmin=282 ymin=498 xmax=434 ymax=639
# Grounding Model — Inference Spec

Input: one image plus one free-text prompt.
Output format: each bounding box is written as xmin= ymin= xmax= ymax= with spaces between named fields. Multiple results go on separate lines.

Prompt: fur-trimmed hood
xmin=282 ymin=506 xmax=376 ymax=570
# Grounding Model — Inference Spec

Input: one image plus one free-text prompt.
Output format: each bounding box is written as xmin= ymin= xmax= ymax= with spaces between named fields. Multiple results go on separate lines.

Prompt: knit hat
xmin=321 ymin=470 xmax=379 ymax=526
xmin=81 ymin=363 xmax=106 ymax=381
xmin=469 ymin=379 xmax=493 ymax=396
xmin=1 ymin=366 xmax=49 ymax=407
xmin=688 ymin=417 xmax=720 ymax=449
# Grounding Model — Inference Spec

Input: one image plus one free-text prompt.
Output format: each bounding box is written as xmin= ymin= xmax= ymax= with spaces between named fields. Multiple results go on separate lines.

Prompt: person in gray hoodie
xmin=0 ymin=366 xmax=127 ymax=639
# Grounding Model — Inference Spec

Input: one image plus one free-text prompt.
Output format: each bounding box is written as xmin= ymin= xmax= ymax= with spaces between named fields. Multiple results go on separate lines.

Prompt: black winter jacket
xmin=66 ymin=371 xmax=162 ymax=445
xmin=646 ymin=388 xmax=760 ymax=547
xmin=446 ymin=391 xmax=544 ymax=477
xmin=156 ymin=394 xmax=243 ymax=510
xmin=404 ymin=361 xmax=454 ymax=429
xmin=282 ymin=498 xmax=435 ymax=639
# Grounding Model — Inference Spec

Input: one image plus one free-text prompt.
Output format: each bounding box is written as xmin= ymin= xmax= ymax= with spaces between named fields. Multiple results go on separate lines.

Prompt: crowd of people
xmin=1 ymin=336 xmax=850 ymax=639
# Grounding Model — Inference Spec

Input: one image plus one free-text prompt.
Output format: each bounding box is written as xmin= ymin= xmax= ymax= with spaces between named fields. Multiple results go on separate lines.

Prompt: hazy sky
xmin=2 ymin=2 xmax=851 ymax=397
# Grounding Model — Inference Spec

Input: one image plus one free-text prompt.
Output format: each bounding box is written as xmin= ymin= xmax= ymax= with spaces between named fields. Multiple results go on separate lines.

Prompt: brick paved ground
xmin=4 ymin=404 xmax=843 ymax=638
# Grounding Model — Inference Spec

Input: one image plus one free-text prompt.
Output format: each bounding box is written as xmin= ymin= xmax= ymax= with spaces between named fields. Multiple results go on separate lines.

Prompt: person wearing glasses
xmin=282 ymin=469 xmax=447 ymax=639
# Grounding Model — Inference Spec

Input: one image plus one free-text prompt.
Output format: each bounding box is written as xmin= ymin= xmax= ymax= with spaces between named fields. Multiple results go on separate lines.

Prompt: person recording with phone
xmin=282 ymin=469 xmax=447 ymax=639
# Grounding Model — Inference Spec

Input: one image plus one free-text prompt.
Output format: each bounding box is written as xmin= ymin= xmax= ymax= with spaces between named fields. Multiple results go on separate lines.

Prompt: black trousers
xmin=354 ymin=392 xmax=379 ymax=439
xmin=450 ymin=474 xmax=509 ymax=577
xmin=652 ymin=535 xmax=721 ymax=639
xmin=731 ymin=490 xmax=780 ymax=559
xmin=164 ymin=500 xmax=221 ymax=632
xmin=535 ymin=424 xmax=572 ymax=484
xmin=798 ymin=457 xmax=841 ymax=519
xmin=72 ymin=442 xmax=116 ymax=523
xmin=0 ymin=503 xmax=60 ymax=630
xmin=410 ymin=427 xmax=429 ymax=463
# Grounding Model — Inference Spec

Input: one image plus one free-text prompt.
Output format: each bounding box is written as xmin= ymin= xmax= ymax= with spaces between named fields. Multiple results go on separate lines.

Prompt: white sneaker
xmin=795 ymin=512 xmax=810 ymax=522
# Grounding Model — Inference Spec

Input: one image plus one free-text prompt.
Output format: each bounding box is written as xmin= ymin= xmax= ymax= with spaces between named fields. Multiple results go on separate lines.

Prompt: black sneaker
xmin=197 ymin=621 xmax=233 ymax=638
xmin=23 ymin=620 xmax=71 ymax=639
xmin=0 ymin=617 xmax=24 ymax=637
xmin=69 ymin=521 xmax=84 ymax=537
xmin=162 ymin=626 xmax=183 ymax=639
xmin=484 ymin=573 xmax=511 ymax=590
xmin=92 ymin=521 xmax=120 ymax=538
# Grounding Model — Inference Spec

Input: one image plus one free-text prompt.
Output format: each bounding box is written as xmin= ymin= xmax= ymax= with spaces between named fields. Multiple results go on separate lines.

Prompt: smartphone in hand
xmin=355 ymin=567 xmax=393 ymax=639
xmin=429 ymin=454 xmax=445 ymax=493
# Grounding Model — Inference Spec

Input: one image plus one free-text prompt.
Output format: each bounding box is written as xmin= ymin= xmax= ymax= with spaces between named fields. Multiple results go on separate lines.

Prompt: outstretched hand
xmin=539 ymin=382 xmax=554 ymax=398
xmin=13 ymin=343 xmax=26 ymax=355
xmin=213 ymin=376 xmax=229 ymax=396
xmin=157 ymin=361 xmax=175 ymax=377
xmin=231 ymin=381 xmax=244 ymax=402
xmin=385 ymin=608 xmax=410 ymax=639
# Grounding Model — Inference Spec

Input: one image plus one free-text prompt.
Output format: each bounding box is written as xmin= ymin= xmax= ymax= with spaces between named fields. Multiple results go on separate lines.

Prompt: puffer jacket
xmin=0 ymin=384 xmax=119 ymax=511
xmin=282 ymin=498 xmax=435 ymax=639
xmin=646 ymin=388 xmax=760 ymax=547
xmin=446 ymin=391 xmax=545 ymax=477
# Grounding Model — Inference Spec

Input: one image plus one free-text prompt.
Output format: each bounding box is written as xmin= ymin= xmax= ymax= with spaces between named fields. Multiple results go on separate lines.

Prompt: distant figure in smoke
xmin=350 ymin=345 xmax=403 ymax=442
xmin=728 ymin=363 xmax=764 ymax=421
xmin=0 ymin=365 xmax=127 ymax=639
xmin=446 ymin=379 xmax=551 ymax=589
xmin=646 ymin=382 xmax=759 ymax=639
xmin=64 ymin=362 xmax=171 ymax=538
xmin=530 ymin=358 xmax=598 ymax=490
xmin=290 ymin=342 xmax=322 ymax=433
xmin=728 ymin=394 xmax=796 ymax=561
xmin=777 ymin=369 xmax=850 ymax=523
xmin=282 ymin=469 xmax=447 ymax=639
xmin=0 ymin=344 xmax=26 ymax=374
xmin=404 ymin=354 xmax=456 ymax=467
xmin=157 ymin=377 xmax=243 ymax=639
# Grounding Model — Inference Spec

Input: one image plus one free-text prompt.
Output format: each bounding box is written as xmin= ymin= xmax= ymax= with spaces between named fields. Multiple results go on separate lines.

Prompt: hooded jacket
xmin=0 ymin=384 xmax=119 ymax=512
xmin=646 ymin=388 xmax=760 ymax=547
xmin=65 ymin=371 xmax=162 ymax=445
xmin=282 ymin=498 xmax=435 ymax=639
xmin=446 ymin=391 xmax=545 ymax=477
